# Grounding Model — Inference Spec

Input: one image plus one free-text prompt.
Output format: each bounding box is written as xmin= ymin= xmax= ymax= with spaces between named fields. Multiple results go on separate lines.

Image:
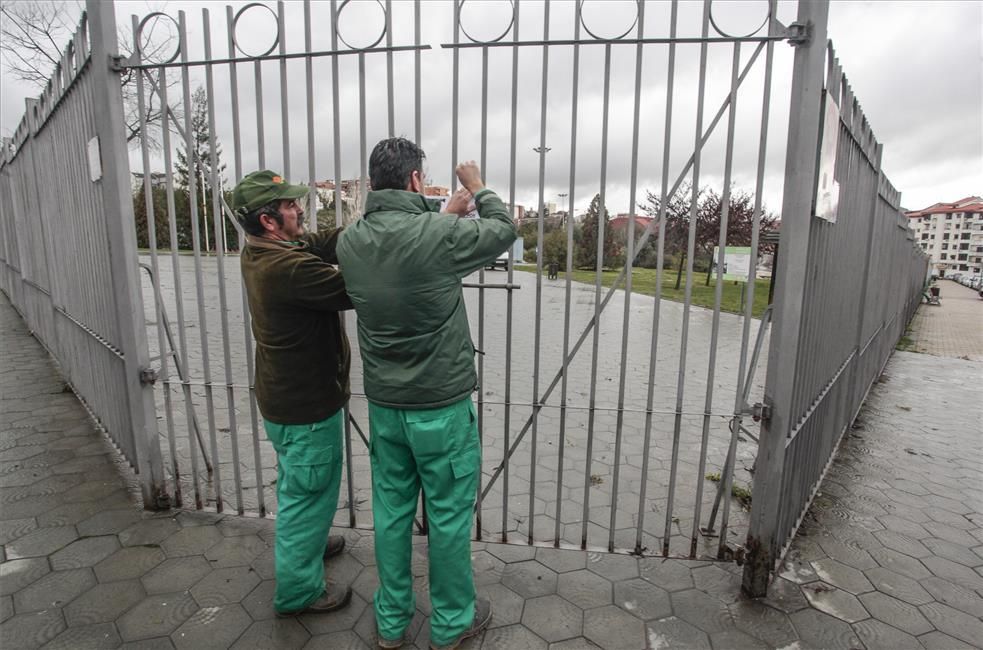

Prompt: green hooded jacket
xmin=336 ymin=188 xmax=517 ymax=409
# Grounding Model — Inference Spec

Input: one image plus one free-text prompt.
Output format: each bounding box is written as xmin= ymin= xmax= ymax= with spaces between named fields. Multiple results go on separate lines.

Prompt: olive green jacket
xmin=241 ymin=230 xmax=352 ymax=425
xmin=336 ymin=188 xmax=517 ymax=409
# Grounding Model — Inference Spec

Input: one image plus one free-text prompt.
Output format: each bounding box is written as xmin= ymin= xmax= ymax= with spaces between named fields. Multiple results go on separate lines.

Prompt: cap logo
xmin=272 ymin=175 xmax=283 ymax=184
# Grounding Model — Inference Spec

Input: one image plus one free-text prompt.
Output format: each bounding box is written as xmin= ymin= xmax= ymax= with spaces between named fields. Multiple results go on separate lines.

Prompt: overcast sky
xmin=1 ymin=0 xmax=980 ymax=215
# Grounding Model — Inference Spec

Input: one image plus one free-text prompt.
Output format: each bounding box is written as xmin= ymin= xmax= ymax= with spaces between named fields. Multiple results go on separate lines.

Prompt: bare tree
xmin=0 ymin=0 xmax=180 ymax=148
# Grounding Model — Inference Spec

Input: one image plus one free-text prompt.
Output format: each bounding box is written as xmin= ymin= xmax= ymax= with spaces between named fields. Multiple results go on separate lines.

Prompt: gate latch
xmin=139 ymin=366 xmax=159 ymax=386
xmin=750 ymin=402 xmax=771 ymax=423
xmin=784 ymin=21 xmax=811 ymax=46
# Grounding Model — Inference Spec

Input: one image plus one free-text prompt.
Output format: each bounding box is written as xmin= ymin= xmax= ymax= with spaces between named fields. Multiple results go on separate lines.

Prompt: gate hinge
xmin=110 ymin=53 xmax=138 ymax=72
xmin=783 ymin=21 xmax=811 ymax=46
xmin=139 ymin=366 xmax=159 ymax=386
xmin=750 ymin=402 xmax=771 ymax=423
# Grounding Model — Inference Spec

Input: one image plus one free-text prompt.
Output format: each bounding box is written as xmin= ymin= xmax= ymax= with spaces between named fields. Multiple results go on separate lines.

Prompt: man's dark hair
xmin=238 ymin=199 xmax=283 ymax=236
xmin=369 ymin=137 xmax=426 ymax=191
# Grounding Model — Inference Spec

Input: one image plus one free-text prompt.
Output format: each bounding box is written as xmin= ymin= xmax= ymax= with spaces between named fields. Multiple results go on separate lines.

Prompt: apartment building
xmin=905 ymin=196 xmax=983 ymax=277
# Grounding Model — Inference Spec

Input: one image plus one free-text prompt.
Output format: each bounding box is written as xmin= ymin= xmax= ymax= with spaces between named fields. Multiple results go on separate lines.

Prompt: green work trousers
xmin=368 ymin=398 xmax=480 ymax=647
xmin=264 ymin=409 xmax=344 ymax=613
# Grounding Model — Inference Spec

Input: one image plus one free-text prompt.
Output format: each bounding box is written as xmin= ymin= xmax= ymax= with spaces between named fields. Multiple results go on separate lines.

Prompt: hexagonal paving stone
xmin=638 ymin=558 xmax=695 ymax=592
xmin=801 ymin=582 xmax=870 ymax=623
xmin=43 ymin=622 xmax=122 ymax=649
xmin=481 ymin=624 xmax=548 ymax=649
xmin=583 ymin=605 xmax=646 ymax=649
xmin=4 ymin=524 xmax=78 ymax=559
xmin=117 ymin=592 xmax=199 ymax=642
xmin=35 ymin=500 xmax=106 ymax=527
xmin=189 ymin=566 xmax=262 ymax=606
xmin=872 ymin=529 xmax=931 ymax=558
xmin=13 ymin=567 xmax=95 ymax=613
xmin=789 ymin=608 xmax=863 ymax=650
xmin=120 ymin=517 xmax=181 ymax=547
xmin=483 ymin=583 xmax=525 ymax=629
xmin=864 ymin=567 xmax=933 ymax=605
xmin=472 ymin=550 xmax=506 ymax=586
xmin=501 ymin=560 xmax=558 ymax=599
xmin=919 ymin=630 xmax=977 ymax=650
xmin=161 ymin=525 xmax=225 ymax=557
xmin=919 ymin=601 xmax=983 ymax=647
xmin=94 ymin=545 xmax=166 ymax=582
xmin=671 ymin=588 xmax=736 ymax=634
xmin=548 ymin=637 xmax=601 ymax=649
xmin=857 ymin=590 xmax=933 ymax=636
xmin=0 ymin=557 xmax=50 ymax=596
xmin=613 ymin=578 xmax=671 ymax=621
xmin=0 ymin=517 xmax=37 ymax=545
xmin=557 ymin=568 xmax=613 ymax=610
xmin=50 ymin=535 xmax=120 ymax=569
xmin=919 ymin=575 xmax=983 ymax=618
xmin=299 ymin=592 xmax=369 ymax=636
xmin=140 ymin=555 xmax=213 ymax=595
xmin=922 ymin=555 xmax=983 ymax=591
xmin=811 ymin=558 xmax=875 ymax=595
xmin=709 ymin=628 xmax=770 ymax=649
xmin=203 ymin=535 xmax=269 ymax=568
xmin=536 ymin=547 xmax=587 ymax=574
xmin=728 ymin=599 xmax=798 ymax=648
xmin=62 ymin=577 xmax=145 ymax=627
xmin=522 ymin=595 xmax=583 ymax=643
xmin=585 ymin=553 xmax=639 ymax=583
xmin=0 ymin=608 xmax=66 ymax=649
xmin=0 ymin=595 xmax=11 ymax=624
xmin=171 ymin=603 xmax=253 ymax=649
xmin=852 ymin=618 xmax=922 ymax=650
xmin=691 ymin=565 xmax=743 ymax=605
xmin=922 ymin=537 xmax=982 ymax=567
xmin=242 ymin=580 xmax=277 ymax=621
xmin=646 ymin=616 xmax=711 ymax=649
xmin=868 ymin=546 xmax=932 ymax=580
xmin=232 ymin=618 xmax=311 ymax=649
xmin=485 ymin=543 xmax=538 ymax=564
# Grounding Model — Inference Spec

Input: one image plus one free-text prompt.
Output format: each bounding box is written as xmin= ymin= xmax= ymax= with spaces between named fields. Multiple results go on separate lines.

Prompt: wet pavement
xmin=2 ymin=289 xmax=982 ymax=649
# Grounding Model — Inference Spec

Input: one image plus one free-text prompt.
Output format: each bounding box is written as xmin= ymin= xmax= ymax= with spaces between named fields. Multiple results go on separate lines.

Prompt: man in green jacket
xmin=232 ymin=170 xmax=353 ymax=617
xmin=337 ymin=137 xmax=517 ymax=650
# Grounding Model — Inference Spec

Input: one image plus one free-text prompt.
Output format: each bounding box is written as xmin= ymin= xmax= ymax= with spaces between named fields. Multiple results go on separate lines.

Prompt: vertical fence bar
xmin=386 ymin=0 xmax=395 ymax=137
xmin=691 ymin=39 xmax=741 ymax=557
xmin=744 ymin=0 xmax=829 ymax=597
xmin=450 ymin=1 xmax=460 ymax=192
xmin=204 ymin=8 xmax=245 ymax=514
xmin=528 ymin=0 xmax=550 ymax=546
xmin=86 ymin=0 xmax=168 ymax=509
xmin=227 ymin=5 xmax=266 ymax=517
xmin=718 ymin=1 xmax=777 ymax=555
xmin=278 ymin=1 xmax=290 ymax=178
xmin=414 ymin=0 xmax=421 ymax=145
xmin=132 ymin=14 xmax=181 ymax=508
xmin=610 ymin=0 xmax=645 ymax=553
xmin=555 ymin=0 xmax=581 ymax=548
xmin=581 ymin=41 xmax=613 ymax=549
xmin=476 ymin=41 xmax=488 ymax=537
xmin=664 ymin=0 xmax=711 ymax=557
xmin=305 ymin=0 xmax=317 ymax=232
xmin=178 ymin=9 xmax=223 ymax=512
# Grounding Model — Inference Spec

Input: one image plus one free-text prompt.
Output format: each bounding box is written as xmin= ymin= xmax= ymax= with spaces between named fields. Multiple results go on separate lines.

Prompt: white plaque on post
xmin=87 ymin=136 xmax=102 ymax=182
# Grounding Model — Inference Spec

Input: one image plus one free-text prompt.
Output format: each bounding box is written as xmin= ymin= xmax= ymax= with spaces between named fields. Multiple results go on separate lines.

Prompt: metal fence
xmin=742 ymin=1 xmax=929 ymax=595
xmin=0 ymin=1 xmax=168 ymax=508
xmin=0 ymin=0 xmax=927 ymax=592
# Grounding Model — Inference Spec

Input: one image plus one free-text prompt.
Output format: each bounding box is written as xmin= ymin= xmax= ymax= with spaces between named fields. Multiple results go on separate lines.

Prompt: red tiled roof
xmin=905 ymin=196 xmax=982 ymax=218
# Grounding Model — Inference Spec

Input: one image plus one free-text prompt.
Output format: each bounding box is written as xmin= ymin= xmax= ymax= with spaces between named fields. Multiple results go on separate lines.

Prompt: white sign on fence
xmin=712 ymin=246 xmax=752 ymax=282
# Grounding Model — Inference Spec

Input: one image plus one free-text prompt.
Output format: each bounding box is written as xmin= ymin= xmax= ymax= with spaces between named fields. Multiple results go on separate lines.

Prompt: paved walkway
xmin=906 ymin=279 xmax=983 ymax=361
xmin=2 ymin=291 xmax=982 ymax=649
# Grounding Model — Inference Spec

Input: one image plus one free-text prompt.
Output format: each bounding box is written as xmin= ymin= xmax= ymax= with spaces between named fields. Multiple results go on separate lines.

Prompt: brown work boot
xmin=429 ymin=597 xmax=492 ymax=650
xmin=275 ymin=582 xmax=352 ymax=617
xmin=323 ymin=534 xmax=346 ymax=559
xmin=377 ymin=632 xmax=405 ymax=649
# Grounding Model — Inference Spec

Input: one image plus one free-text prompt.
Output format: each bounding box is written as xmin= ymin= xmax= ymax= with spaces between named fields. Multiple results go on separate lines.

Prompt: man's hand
xmin=455 ymin=161 xmax=485 ymax=194
xmin=443 ymin=187 xmax=474 ymax=217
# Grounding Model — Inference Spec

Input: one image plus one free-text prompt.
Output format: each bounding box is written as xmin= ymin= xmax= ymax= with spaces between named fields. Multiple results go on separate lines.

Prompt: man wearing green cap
xmin=336 ymin=138 xmax=516 ymax=649
xmin=231 ymin=169 xmax=353 ymax=616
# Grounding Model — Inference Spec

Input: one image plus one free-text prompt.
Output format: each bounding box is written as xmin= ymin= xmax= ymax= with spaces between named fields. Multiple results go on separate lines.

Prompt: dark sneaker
xmin=275 ymin=582 xmax=352 ymax=617
xmin=430 ymin=597 xmax=492 ymax=650
xmin=323 ymin=534 xmax=346 ymax=559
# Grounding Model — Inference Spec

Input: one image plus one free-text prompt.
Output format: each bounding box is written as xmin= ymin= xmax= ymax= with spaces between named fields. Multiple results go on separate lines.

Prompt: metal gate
xmin=119 ymin=0 xmax=800 ymax=565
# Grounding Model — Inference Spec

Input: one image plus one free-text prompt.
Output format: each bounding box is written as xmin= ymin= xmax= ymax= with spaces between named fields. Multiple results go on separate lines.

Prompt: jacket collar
xmin=245 ymin=234 xmax=308 ymax=251
xmin=364 ymin=189 xmax=438 ymax=216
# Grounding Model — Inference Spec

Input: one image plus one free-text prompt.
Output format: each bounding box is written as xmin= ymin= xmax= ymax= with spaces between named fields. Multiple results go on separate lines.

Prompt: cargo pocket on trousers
xmin=450 ymin=446 xmax=479 ymax=480
xmin=288 ymin=446 xmax=335 ymax=495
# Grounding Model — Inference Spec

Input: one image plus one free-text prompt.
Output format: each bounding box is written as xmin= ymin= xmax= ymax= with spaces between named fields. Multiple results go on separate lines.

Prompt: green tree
xmin=575 ymin=193 xmax=617 ymax=269
xmin=175 ymin=86 xmax=226 ymax=251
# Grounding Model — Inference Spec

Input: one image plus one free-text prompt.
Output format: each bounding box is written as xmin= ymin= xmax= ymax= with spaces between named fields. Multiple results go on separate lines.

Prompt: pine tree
xmin=175 ymin=86 xmax=226 ymax=251
xmin=575 ymin=193 xmax=617 ymax=269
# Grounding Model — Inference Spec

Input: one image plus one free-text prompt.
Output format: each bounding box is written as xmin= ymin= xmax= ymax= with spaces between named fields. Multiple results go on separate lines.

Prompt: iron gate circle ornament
xmin=136 ymin=12 xmax=181 ymax=65
xmin=232 ymin=3 xmax=281 ymax=59
xmin=457 ymin=0 xmax=516 ymax=45
xmin=336 ymin=0 xmax=388 ymax=51
xmin=579 ymin=0 xmax=639 ymax=41
xmin=708 ymin=0 xmax=771 ymax=39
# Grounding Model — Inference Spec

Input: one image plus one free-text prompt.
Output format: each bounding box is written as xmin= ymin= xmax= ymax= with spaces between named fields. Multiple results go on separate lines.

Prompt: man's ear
xmin=259 ymin=212 xmax=278 ymax=232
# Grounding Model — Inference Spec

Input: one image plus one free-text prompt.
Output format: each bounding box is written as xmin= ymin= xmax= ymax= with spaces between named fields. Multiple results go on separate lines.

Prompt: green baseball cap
xmin=231 ymin=169 xmax=309 ymax=214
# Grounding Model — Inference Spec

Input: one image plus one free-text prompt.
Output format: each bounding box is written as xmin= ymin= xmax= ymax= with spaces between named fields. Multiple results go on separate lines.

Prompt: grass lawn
xmin=516 ymin=265 xmax=772 ymax=318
